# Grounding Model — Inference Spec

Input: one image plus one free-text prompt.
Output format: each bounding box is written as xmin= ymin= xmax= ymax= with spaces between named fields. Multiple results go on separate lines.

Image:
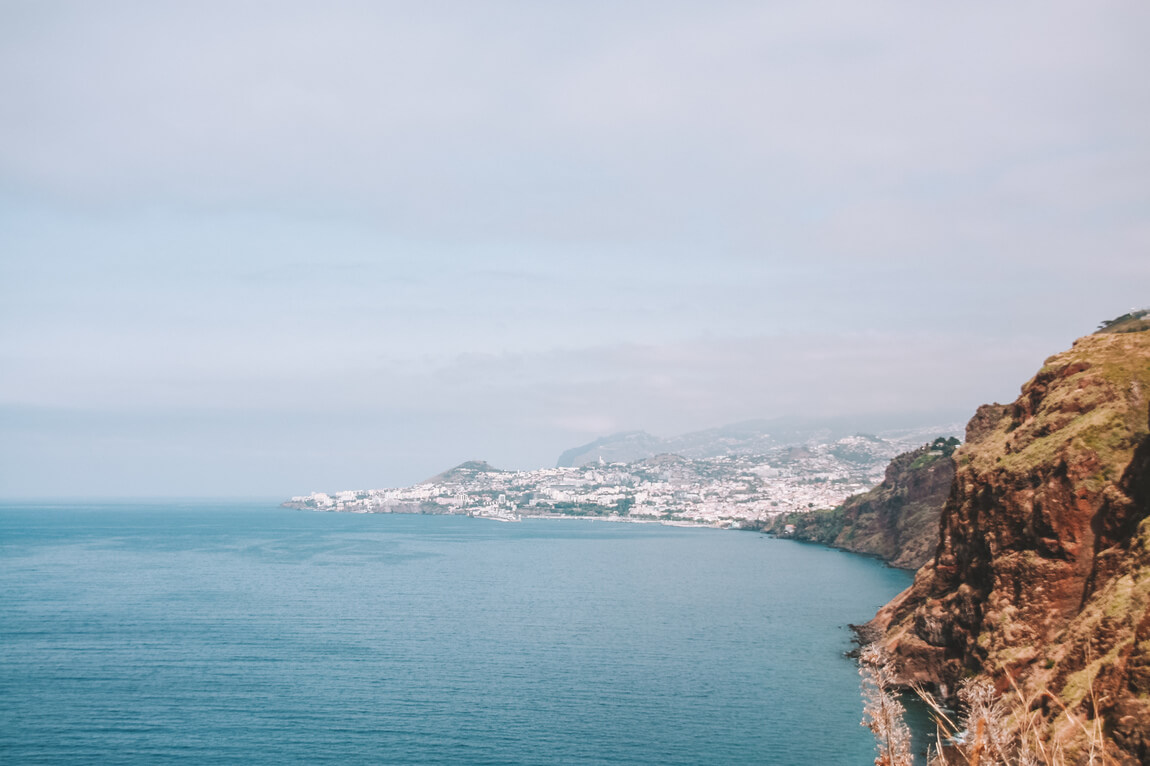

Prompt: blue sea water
xmin=0 ymin=501 xmax=918 ymax=765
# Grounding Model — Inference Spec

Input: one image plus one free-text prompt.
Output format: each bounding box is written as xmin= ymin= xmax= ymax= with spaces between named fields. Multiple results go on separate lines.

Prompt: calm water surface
xmin=1 ymin=502 xmax=917 ymax=764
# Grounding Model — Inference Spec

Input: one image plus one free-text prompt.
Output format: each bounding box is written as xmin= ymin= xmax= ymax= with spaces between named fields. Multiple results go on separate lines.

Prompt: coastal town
xmin=284 ymin=433 xmax=936 ymax=526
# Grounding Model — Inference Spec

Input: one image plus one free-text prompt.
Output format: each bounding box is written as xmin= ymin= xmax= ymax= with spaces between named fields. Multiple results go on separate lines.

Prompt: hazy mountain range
xmin=556 ymin=414 xmax=966 ymax=467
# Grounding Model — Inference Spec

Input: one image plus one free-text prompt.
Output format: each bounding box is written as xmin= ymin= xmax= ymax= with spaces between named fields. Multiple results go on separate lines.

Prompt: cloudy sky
xmin=2 ymin=1 xmax=1147 ymax=498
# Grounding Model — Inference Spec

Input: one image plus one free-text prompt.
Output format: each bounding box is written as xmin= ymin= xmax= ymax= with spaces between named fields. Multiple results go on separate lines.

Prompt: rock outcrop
xmin=770 ymin=438 xmax=956 ymax=569
xmin=864 ymin=328 xmax=1150 ymax=764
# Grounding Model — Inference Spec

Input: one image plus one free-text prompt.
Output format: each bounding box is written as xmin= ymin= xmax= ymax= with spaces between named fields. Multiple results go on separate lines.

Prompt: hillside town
xmin=285 ymin=433 xmax=940 ymax=526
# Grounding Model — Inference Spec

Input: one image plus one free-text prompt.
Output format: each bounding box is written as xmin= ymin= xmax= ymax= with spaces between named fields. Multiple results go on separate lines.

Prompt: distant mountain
xmin=555 ymin=431 xmax=664 ymax=468
xmin=556 ymin=414 xmax=965 ymax=467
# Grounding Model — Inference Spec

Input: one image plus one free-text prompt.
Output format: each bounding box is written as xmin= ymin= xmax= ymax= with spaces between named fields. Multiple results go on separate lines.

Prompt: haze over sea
xmin=1 ymin=501 xmax=920 ymax=765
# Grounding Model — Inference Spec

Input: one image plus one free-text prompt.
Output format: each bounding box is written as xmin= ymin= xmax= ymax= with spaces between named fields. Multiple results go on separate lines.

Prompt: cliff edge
xmin=770 ymin=438 xmax=956 ymax=569
xmin=863 ymin=328 xmax=1150 ymax=763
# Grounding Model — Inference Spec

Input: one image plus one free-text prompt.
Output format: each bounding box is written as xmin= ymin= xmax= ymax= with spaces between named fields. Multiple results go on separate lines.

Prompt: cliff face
xmin=770 ymin=439 xmax=955 ymax=569
xmin=865 ymin=330 xmax=1150 ymax=763
xmin=834 ymin=439 xmax=957 ymax=569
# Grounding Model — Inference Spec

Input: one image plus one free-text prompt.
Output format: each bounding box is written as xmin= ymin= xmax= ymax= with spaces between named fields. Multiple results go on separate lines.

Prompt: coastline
xmin=287 ymin=503 xmax=741 ymax=529
xmin=520 ymin=513 xmax=715 ymax=528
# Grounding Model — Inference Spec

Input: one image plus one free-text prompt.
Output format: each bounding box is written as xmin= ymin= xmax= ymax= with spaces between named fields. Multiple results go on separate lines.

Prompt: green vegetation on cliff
xmin=1096 ymin=307 xmax=1149 ymax=335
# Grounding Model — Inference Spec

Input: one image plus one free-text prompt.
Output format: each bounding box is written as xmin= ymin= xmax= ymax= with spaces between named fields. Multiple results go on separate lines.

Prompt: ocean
xmin=0 ymin=501 xmax=919 ymax=764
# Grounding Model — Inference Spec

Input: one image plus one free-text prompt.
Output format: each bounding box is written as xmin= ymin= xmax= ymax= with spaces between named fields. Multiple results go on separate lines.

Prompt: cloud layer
xmin=1 ymin=2 xmax=1147 ymax=495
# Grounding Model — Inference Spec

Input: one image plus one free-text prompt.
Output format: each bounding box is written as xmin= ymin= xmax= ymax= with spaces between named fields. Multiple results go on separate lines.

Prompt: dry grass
xmin=861 ymin=648 xmax=1119 ymax=766
xmin=859 ymin=646 xmax=914 ymax=766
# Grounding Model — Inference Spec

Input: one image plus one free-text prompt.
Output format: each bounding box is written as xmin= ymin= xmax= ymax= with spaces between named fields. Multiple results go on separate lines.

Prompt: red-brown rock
xmin=865 ymin=329 xmax=1150 ymax=764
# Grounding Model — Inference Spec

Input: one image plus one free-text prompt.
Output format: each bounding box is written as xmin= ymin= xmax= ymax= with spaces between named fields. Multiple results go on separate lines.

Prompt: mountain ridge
xmin=557 ymin=414 xmax=965 ymax=467
xmin=420 ymin=460 xmax=507 ymax=486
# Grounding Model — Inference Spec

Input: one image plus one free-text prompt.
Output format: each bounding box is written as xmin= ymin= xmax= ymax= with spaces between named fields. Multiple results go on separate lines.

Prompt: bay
xmin=0 ymin=501 xmax=916 ymax=764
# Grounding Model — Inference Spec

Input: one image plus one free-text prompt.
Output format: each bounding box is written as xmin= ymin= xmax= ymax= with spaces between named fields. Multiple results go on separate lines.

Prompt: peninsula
xmin=284 ymin=432 xmax=951 ymax=526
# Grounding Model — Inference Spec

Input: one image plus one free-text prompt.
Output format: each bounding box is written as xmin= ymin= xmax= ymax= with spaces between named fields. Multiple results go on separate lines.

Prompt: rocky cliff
xmin=863 ymin=328 xmax=1150 ymax=763
xmin=769 ymin=437 xmax=956 ymax=569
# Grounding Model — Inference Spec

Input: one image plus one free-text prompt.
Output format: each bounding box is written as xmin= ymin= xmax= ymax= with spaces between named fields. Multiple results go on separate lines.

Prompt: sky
xmin=1 ymin=1 xmax=1148 ymax=498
